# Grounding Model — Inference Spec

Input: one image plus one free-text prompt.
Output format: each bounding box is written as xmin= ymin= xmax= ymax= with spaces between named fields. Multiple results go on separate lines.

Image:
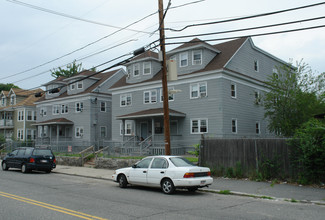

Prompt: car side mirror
xmin=132 ymin=164 xmax=137 ymax=168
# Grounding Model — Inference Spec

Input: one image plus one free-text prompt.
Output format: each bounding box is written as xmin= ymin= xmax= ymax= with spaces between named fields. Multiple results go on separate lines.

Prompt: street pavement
xmin=53 ymin=165 xmax=325 ymax=205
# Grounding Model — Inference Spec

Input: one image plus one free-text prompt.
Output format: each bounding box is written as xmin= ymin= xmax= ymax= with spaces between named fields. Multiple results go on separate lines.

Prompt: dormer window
xmin=77 ymin=81 xmax=83 ymax=89
xmin=143 ymin=62 xmax=151 ymax=75
xmin=1 ymin=97 xmax=6 ymax=106
xmin=180 ymin=52 xmax=188 ymax=67
xmin=70 ymin=83 xmax=75 ymax=90
xmin=192 ymin=50 xmax=202 ymax=65
xmin=10 ymin=95 xmax=16 ymax=105
xmin=133 ymin=64 xmax=140 ymax=77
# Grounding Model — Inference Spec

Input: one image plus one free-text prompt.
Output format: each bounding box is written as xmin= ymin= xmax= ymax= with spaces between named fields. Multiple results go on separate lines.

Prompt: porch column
xmin=151 ymin=117 xmax=155 ymax=143
xmin=122 ymin=119 xmax=125 ymax=142
xmin=57 ymin=125 xmax=59 ymax=148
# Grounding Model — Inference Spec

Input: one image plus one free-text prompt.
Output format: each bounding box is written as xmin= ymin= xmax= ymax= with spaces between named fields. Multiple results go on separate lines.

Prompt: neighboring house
xmin=109 ymin=37 xmax=287 ymax=153
xmin=34 ymin=69 xmax=125 ymax=149
xmin=0 ymin=88 xmax=43 ymax=141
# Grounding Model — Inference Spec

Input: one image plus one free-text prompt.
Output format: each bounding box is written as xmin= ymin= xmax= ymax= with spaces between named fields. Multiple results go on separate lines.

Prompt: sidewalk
xmin=53 ymin=165 xmax=325 ymax=205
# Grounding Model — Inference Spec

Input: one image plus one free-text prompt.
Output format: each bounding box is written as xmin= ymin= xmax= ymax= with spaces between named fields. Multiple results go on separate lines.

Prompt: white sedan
xmin=112 ymin=155 xmax=213 ymax=194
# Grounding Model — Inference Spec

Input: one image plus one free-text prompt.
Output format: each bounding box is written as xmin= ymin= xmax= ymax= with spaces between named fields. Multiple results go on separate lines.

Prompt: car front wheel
xmin=161 ymin=178 xmax=175 ymax=194
xmin=2 ymin=162 xmax=9 ymax=171
xmin=118 ymin=174 xmax=128 ymax=188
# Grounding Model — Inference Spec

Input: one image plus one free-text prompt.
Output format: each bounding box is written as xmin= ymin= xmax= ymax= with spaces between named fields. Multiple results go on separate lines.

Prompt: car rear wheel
xmin=21 ymin=164 xmax=29 ymax=173
xmin=161 ymin=178 xmax=175 ymax=194
xmin=118 ymin=174 xmax=128 ymax=188
xmin=2 ymin=162 xmax=9 ymax=171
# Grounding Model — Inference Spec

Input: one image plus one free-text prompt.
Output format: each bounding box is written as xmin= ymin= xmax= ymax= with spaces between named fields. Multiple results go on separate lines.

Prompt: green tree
xmin=51 ymin=60 xmax=82 ymax=78
xmin=289 ymin=118 xmax=325 ymax=184
xmin=263 ymin=61 xmax=324 ymax=137
xmin=0 ymin=83 xmax=20 ymax=91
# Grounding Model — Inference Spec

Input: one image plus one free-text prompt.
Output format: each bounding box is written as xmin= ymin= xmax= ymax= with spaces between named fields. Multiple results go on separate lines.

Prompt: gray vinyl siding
xmin=126 ymin=60 xmax=161 ymax=84
xmin=225 ymin=40 xmax=283 ymax=82
xmin=67 ymin=78 xmax=97 ymax=95
xmin=169 ymin=48 xmax=217 ymax=75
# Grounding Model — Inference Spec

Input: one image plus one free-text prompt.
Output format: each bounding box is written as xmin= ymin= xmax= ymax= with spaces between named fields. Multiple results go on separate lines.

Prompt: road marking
xmin=0 ymin=191 xmax=108 ymax=220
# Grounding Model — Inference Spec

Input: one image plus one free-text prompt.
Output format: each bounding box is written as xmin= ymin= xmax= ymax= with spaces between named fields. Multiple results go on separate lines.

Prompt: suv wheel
xmin=2 ymin=162 xmax=9 ymax=171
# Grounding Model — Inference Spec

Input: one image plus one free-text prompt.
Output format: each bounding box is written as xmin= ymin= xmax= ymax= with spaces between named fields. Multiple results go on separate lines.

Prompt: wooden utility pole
xmin=158 ymin=0 xmax=171 ymax=155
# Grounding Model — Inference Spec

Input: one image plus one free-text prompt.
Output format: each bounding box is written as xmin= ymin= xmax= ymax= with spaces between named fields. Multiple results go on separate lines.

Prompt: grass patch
xmin=218 ymin=190 xmax=231 ymax=195
xmin=290 ymin=198 xmax=298 ymax=203
xmin=260 ymin=196 xmax=274 ymax=200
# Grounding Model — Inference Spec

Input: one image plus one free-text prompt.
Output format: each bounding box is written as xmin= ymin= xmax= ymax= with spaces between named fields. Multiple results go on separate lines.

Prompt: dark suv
xmin=2 ymin=147 xmax=56 ymax=173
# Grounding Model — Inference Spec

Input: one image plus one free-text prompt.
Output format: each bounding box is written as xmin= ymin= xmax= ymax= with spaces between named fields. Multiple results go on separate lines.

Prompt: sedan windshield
xmin=169 ymin=157 xmax=195 ymax=167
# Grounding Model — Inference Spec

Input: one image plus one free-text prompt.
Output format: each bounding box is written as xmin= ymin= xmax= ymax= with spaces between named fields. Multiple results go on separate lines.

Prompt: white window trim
xmin=120 ymin=93 xmax=132 ymax=107
xmin=100 ymin=126 xmax=107 ymax=138
xmin=190 ymin=82 xmax=207 ymax=99
xmin=52 ymin=104 xmax=60 ymax=115
xmin=192 ymin=50 xmax=202 ymax=65
xmin=256 ymin=121 xmax=261 ymax=135
xmin=120 ymin=122 xmax=132 ymax=136
xmin=61 ymin=104 xmax=68 ymax=114
xmin=77 ymin=81 xmax=83 ymax=89
xmin=232 ymin=118 xmax=237 ymax=134
xmin=143 ymin=62 xmax=151 ymax=75
xmin=190 ymin=118 xmax=208 ymax=134
xmin=18 ymin=110 xmax=24 ymax=121
xmin=75 ymin=102 xmax=83 ymax=113
xmin=70 ymin=83 xmax=76 ymax=90
xmin=10 ymin=94 xmax=16 ymax=105
xmin=160 ymin=87 xmax=174 ymax=102
xmin=40 ymin=107 xmax=47 ymax=116
xmin=143 ymin=90 xmax=157 ymax=104
xmin=231 ymin=83 xmax=237 ymax=99
xmin=17 ymin=129 xmax=24 ymax=140
xmin=26 ymin=110 xmax=35 ymax=121
xmin=133 ymin=63 xmax=140 ymax=77
xmin=100 ymin=102 xmax=106 ymax=112
xmin=254 ymin=60 xmax=259 ymax=72
xmin=179 ymin=52 xmax=188 ymax=67
xmin=75 ymin=127 xmax=84 ymax=138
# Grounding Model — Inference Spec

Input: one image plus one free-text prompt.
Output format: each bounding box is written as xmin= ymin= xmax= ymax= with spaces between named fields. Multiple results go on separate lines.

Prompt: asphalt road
xmin=0 ymin=169 xmax=324 ymax=220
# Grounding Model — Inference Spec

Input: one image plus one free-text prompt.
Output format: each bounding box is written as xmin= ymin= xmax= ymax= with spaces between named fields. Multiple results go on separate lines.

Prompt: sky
xmin=0 ymin=0 xmax=324 ymax=90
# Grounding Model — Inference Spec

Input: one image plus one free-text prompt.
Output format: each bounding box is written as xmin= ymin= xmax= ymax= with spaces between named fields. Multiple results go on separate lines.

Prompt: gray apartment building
xmin=109 ymin=37 xmax=286 ymax=154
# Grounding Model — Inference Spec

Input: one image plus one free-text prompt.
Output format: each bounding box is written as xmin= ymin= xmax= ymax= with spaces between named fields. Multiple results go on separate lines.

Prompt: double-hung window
xmin=232 ymin=119 xmax=237 ymax=133
xmin=160 ymin=87 xmax=174 ymax=102
xmin=53 ymin=105 xmax=60 ymax=115
xmin=17 ymin=129 xmax=24 ymax=140
xmin=75 ymin=127 xmax=84 ymax=138
xmin=61 ymin=104 xmax=68 ymax=114
xmin=70 ymin=83 xmax=75 ymax=90
xmin=143 ymin=62 xmax=151 ymax=75
xmin=120 ymin=122 xmax=132 ymax=135
xmin=180 ymin=52 xmax=188 ymax=67
xmin=77 ymin=81 xmax=83 ymax=89
xmin=191 ymin=119 xmax=208 ymax=134
xmin=40 ymin=107 xmax=47 ymax=116
xmin=192 ymin=50 xmax=202 ymax=65
xmin=100 ymin=126 xmax=107 ymax=138
xmin=144 ymin=90 xmax=157 ymax=104
xmin=100 ymin=102 xmax=106 ymax=112
xmin=231 ymin=83 xmax=236 ymax=98
xmin=190 ymin=82 xmax=207 ymax=99
xmin=256 ymin=122 xmax=260 ymax=135
xmin=120 ymin=94 xmax=132 ymax=107
xmin=133 ymin=64 xmax=140 ymax=77
xmin=18 ymin=110 xmax=24 ymax=121
xmin=26 ymin=110 xmax=34 ymax=121
xmin=254 ymin=60 xmax=259 ymax=72
xmin=75 ymin=102 xmax=83 ymax=113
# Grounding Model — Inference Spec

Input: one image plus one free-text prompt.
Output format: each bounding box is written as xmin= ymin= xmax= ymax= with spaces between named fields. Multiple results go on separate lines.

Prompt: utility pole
xmin=158 ymin=0 xmax=171 ymax=155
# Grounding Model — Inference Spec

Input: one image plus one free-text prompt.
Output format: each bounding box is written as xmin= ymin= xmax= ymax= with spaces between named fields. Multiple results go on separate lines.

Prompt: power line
xmin=165 ymin=1 xmax=325 ymax=32
xmin=165 ymin=16 xmax=325 ymax=40
xmin=6 ymin=0 xmax=153 ymax=34
xmin=163 ymin=24 xmax=325 ymax=46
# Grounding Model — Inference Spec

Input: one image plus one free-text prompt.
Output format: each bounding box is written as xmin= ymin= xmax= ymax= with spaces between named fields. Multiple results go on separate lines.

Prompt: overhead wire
xmin=164 ymin=16 xmax=325 ymax=40
xmin=5 ymin=0 xmax=153 ymax=34
xmin=165 ymin=1 xmax=325 ymax=32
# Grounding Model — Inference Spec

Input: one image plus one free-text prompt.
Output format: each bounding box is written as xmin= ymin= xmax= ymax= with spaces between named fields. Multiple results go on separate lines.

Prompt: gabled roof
xmin=110 ymin=37 xmax=248 ymax=90
xmin=128 ymin=51 xmax=159 ymax=64
xmin=63 ymin=70 xmax=99 ymax=81
xmin=116 ymin=108 xmax=186 ymax=120
xmin=0 ymin=88 xmax=43 ymax=110
xmin=42 ymin=76 xmax=67 ymax=86
xmin=167 ymin=38 xmax=220 ymax=54
xmin=36 ymin=69 xmax=124 ymax=102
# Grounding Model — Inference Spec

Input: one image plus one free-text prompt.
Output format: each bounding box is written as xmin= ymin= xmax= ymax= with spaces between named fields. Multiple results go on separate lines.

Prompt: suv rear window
xmin=33 ymin=149 xmax=53 ymax=156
